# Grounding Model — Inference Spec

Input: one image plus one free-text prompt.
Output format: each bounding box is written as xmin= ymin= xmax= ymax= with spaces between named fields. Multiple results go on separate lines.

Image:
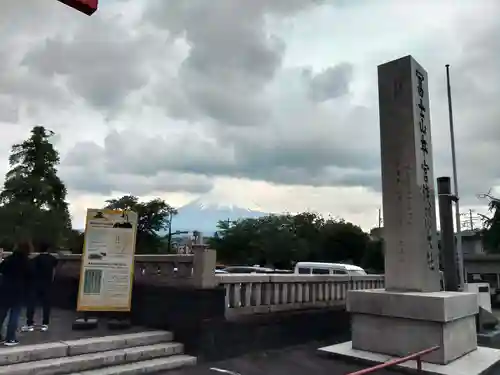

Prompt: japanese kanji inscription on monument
xmin=378 ymin=55 xmax=440 ymax=292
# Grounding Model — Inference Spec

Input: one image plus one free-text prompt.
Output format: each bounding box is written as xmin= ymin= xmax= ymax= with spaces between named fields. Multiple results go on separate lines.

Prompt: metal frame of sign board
xmin=76 ymin=208 xmax=137 ymax=312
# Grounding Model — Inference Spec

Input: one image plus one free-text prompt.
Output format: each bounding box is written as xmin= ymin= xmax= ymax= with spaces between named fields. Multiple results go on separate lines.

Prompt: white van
xmin=294 ymin=262 xmax=367 ymax=276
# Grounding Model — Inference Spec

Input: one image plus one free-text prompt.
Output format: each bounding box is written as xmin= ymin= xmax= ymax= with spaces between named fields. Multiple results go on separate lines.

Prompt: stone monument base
xmin=347 ymin=289 xmax=478 ymax=365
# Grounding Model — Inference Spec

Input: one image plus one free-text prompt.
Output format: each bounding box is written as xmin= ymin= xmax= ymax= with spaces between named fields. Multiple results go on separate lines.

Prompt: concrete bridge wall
xmin=51 ymin=274 xmax=353 ymax=361
xmin=0 ymin=251 xmax=381 ymax=361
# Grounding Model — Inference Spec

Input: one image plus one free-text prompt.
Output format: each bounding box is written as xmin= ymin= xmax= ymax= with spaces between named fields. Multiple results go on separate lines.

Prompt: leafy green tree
xmin=211 ymin=212 xmax=373 ymax=269
xmin=210 ymin=218 xmax=260 ymax=265
xmin=318 ymin=219 xmax=370 ymax=265
xmin=361 ymin=238 xmax=385 ymax=273
xmin=104 ymin=195 xmax=177 ymax=253
xmin=0 ymin=126 xmax=71 ymax=247
xmin=67 ymin=229 xmax=85 ymax=254
xmin=481 ymin=196 xmax=500 ymax=252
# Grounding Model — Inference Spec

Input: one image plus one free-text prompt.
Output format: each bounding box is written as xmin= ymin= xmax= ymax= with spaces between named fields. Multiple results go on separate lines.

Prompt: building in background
xmin=171 ymin=231 xmax=207 ymax=254
xmin=369 ymin=226 xmax=484 ymax=255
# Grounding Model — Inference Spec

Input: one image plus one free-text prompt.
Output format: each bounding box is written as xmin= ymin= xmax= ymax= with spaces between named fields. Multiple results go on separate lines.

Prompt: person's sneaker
xmin=40 ymin=325 xmax=49 ymax=332
xmin=4 ymin=340 xmax=19 ymax=346
xmin=21 ymin=325 xmax=34 ymax=332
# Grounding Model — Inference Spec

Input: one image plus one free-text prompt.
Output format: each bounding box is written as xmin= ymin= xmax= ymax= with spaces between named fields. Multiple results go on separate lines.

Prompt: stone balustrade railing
xmin=59 ymin=253 xmax=197 ymax=285
xmin=217 ymin=274 xmax=385 ymax=318
xmin=2 ymin=252 xmax=197 ymax=285
xmin=2 ymin=251 xmax=385 ymax=316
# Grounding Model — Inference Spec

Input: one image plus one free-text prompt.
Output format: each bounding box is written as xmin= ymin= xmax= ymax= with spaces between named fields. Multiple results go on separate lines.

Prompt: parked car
xmin=223 ymin=266 xmax=275 ymax=274
xmin=272 ymin=269 xmax=293 ymax=274
xmin=294 ymin=262 xmax=367 ymax=276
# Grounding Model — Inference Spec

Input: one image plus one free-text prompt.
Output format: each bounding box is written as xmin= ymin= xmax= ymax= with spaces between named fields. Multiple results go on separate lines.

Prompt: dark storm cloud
xmin=61 ymin=141 xmax=213 ymax=195
xmin=436 ymin=14 xmax=500 ymax=204
xmin=21 ymin=18 xmax=152 ymax=110
xmin=4 ymin=0 xmax=376 ymax=196
xmin=144 ymin=0 xmax=334 ymax=126
xmin=308 ymin=64 xmax=353 ymax=102
xmin=0 ymin=96 xmax=19 ymax=123
xmin=62 ymin=105 xmax=381 ymax=190
xmin=0 ymin=49 xmax=67 ymax=108
xmin=6 ymin=0 xmax=500 ymax=205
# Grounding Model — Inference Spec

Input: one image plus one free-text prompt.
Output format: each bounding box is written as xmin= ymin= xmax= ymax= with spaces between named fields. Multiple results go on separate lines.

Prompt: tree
xmin=67 ymin=229 xmax=85 ymax=254
xmin=0 ymin=126 xmax=71 ymax=247
xmin=104 ymin=195 xmax=177 ymax=253
xmin=210 ymin=218 xmax=261 ymax=265
xmin=210 ymin=212 xmax=374 ymax=269
xmin=361 ymin=239 xmax=385 ymax=273
xmin=480 ymin=194 xmax=500 ymax=252
xmin=318 ymin=219 xmax=370 ymax=265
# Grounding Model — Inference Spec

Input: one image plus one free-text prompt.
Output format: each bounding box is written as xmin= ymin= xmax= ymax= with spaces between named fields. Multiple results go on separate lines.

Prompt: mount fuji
xmin=169 ymin=198 xmax=267 ymax=235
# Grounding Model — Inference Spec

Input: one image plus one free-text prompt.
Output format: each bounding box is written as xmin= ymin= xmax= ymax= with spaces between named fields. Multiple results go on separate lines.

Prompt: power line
xmin=459 ymin=209 xmax=483 ymax=231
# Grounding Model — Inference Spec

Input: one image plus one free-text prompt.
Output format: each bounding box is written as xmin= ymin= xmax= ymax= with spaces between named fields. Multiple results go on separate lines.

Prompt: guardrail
xmin=217 ymin=274 xmax=385 ymax=318
xmin=345 ymin=345 xmax=440 ymax=374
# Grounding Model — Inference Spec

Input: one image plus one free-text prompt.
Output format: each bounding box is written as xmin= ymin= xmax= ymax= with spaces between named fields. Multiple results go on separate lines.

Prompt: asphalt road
xmin=167 ymin=341 xmax=405 ymax=375
xmin=166 ymin=308 xmax=500 ymax=375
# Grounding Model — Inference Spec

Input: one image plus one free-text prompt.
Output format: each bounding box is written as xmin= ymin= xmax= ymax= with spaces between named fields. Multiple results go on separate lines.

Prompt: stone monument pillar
xmin=346 ymin=56 xmax=478 ymax=365
xmin=378 ymin=56 xmax=441 ymax=293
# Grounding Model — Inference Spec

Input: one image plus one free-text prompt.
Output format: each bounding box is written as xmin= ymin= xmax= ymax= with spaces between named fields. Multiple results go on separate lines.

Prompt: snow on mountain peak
xmin=172 ymin=195 xmax=267 ymax=235
xmin=198 ymin=201 xmax=237 ymax=211
xmin=190 ymin=189 xmax=263 ymax=213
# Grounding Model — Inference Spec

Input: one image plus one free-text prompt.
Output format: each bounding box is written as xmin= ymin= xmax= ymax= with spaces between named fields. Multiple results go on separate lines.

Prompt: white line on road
xmin=209 ymin=367 xmax=242 ymax=375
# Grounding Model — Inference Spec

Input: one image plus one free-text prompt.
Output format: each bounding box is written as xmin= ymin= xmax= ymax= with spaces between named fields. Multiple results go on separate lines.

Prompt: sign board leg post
xmin=72 ymin=311 xmax=98 ymax=330
xmin=108 ymin=312 xmax=132 ymax=330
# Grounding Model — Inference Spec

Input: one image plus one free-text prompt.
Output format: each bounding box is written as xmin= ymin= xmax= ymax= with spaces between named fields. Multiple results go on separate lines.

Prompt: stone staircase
xmin=0 ymin=331 xmax=196 ymax=375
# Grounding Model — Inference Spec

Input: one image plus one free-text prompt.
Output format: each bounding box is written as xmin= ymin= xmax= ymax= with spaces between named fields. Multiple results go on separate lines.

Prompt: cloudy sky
xmin=1 ymin=0 xmax=499 ymax=230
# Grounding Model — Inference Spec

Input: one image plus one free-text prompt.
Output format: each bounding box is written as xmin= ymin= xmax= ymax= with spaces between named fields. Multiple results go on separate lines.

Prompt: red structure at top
xmin=57 ymin=0 xmax=98 ymax=16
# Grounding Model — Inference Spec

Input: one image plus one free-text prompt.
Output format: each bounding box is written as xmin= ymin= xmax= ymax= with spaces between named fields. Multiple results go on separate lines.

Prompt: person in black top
xmin=0 ymin=240 xmax=33 ymax=346
xmin=22 ymin=241 xmax=58 ymax=333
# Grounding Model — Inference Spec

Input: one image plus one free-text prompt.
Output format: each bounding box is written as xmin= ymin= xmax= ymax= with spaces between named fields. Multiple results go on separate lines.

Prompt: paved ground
xmin=170 ymin=310 xmax=500 ymax=375
xmin=167 ymin=341 xmax=406 ymax=375
xmin=3 ymin=308 xmax=473 ymax=374
xmin=3 ymin=308 xmax=145 ymax=346
xmin=2 ymin=309 xmax=406 ymax=374
xmin=493 ymin=308 xmax=500 ymax=320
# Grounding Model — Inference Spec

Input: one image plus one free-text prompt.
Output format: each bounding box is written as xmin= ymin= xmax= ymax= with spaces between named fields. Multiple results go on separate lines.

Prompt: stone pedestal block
xmin=348 ymin=289 xmax=478 ymax=364
xmin=192 ymin=246 xmax=217 ymax=289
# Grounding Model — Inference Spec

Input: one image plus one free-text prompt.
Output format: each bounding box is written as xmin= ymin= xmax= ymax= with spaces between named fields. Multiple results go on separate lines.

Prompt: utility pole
xmin=469 ymin=209 xmax=474 ymax=231
xmin=167 ymin=211 xmax=180 ymax=253
xmin=445 ymin=64 xmax=464 ymax=290
xmin=167 ymin=212 xmax=173 ymax=253
xmin=438 ymin=177 xmax=460 ymax=291
xmin=378 ymin=208 xmax=383 ymax=228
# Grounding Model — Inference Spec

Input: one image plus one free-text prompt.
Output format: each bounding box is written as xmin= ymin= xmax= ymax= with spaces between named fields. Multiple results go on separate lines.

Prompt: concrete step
xmin=73 ymin=355 xmax=197 ymax=375
xmin=0 ymin=342 xmax=184 ymax=375
xmin=66 ymin=331 xmax=174 ymax=356
xmin=0 ymin=342 xmax=68 ymax=366
xmin=0 ymin=331 xmax=174 ymax=366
